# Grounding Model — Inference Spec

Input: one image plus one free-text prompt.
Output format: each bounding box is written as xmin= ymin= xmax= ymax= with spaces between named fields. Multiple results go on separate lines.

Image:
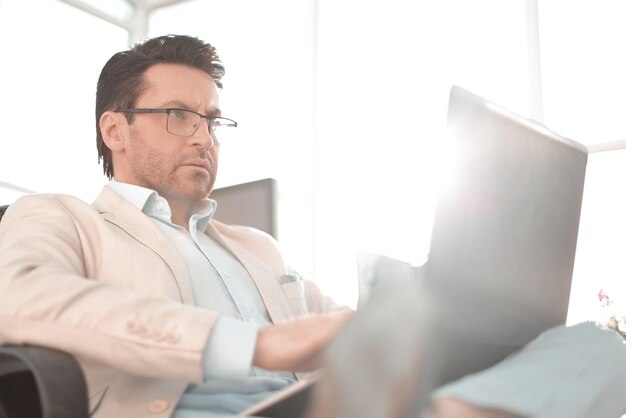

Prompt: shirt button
xmin=223 ymin=271 xmax=231 ymax=278
xmin=148 ymin=399 xmax=169 ymax=414
xmin=156 ymin=202 xmax=163 ymax=211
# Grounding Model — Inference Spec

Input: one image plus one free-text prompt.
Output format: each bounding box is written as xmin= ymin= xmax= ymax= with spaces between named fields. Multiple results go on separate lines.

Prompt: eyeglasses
xmin=115 ymin=108 xmax=237 ymax=142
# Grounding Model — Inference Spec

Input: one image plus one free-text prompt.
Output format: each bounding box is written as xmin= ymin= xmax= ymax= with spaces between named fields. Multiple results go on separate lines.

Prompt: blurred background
xmin=1 ymin=0 xmax=626 ymax=321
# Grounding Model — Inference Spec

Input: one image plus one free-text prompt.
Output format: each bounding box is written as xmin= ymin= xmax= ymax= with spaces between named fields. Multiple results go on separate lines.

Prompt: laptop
xmin=419 ymin=85 xmax=587 ymax=385
xmin=243 ymin=85 xmax=588 ymax=415
xmin=340 ymin=85 xmax=588 ymax=389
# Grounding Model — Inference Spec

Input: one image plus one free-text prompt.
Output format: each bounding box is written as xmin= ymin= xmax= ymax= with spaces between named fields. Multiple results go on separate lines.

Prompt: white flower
xmin=597 ymin=289 xmax=626 ymax=340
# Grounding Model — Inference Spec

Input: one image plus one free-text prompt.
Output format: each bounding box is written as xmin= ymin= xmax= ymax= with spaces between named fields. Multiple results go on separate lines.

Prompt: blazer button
xmin=126 ymin=321 xmax=138 ymax=333
xmin=166 ymin=332 xmax=181 ymax=344
xmin=139 ymin=326 xmax=152 ymax=338
xmin=148 ymin=399 xmax=169 ymax=414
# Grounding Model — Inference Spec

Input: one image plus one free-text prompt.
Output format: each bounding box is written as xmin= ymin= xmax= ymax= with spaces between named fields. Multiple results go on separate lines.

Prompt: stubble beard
xmin=128 ymin=130 xmax=217 ymax=203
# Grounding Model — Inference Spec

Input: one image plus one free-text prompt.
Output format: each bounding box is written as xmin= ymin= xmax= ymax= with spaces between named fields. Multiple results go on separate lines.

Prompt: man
xmin=0 ymin=35 xmax=350 ymax=417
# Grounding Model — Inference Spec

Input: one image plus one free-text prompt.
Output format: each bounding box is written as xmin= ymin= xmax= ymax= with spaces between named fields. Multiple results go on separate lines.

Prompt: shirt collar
xmin=107 ymin=180 xmax=217 ymax=230
xmin=107 ymin=180 xmax=156 ymax=212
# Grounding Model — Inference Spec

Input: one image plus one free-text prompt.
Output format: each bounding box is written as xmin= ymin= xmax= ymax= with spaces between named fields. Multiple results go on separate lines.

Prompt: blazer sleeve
xmin=0 ymin=194 xmax=215 ymax=383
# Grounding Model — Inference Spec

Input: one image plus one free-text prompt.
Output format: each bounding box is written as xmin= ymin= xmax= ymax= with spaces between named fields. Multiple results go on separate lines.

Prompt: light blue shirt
xmin=107 ymin=181 xmax=295 ymax=416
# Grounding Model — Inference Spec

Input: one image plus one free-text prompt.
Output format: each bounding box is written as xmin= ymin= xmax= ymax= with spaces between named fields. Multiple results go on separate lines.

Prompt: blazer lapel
xmin=204 ymin=222 xmax=292 ymax=323
xmin=91 ymin=186 xmax=195 ymax=305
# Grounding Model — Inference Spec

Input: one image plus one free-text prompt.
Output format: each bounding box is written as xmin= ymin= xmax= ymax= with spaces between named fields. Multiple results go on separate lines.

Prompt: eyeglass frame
xmin=114 ymin=108 xmax=238 ymax=141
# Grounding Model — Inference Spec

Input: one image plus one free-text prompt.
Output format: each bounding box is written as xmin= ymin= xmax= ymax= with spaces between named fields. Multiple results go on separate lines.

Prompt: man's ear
xmin=100 ymin=111 xmax=127 ymax=151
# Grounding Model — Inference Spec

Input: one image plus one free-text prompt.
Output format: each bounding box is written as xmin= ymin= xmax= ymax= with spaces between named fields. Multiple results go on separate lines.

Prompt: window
xmin=0 ymin=0 xmax=127 ymax=203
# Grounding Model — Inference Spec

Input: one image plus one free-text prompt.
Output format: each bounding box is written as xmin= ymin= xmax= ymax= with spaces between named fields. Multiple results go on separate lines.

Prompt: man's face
xmin=121 ymin=63 xmax=221 ymax=206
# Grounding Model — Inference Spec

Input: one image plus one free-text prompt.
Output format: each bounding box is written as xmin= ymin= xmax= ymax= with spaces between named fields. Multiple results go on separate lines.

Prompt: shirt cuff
xmin=202 ymin=316 xmax=258 ymax=380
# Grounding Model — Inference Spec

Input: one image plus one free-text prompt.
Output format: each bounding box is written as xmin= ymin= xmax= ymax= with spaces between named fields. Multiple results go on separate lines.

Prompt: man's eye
xmin=170 ymin=109 xmax=186 ymax=119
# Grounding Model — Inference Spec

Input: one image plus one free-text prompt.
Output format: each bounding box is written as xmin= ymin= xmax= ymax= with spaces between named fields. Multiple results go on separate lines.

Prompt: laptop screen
xmin=422 ymin=85 xmax=588 ymax=384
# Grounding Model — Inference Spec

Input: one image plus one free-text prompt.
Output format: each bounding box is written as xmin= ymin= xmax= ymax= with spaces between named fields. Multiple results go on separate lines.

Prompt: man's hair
xmin=96 ymin=34 xmax=225 ymax=179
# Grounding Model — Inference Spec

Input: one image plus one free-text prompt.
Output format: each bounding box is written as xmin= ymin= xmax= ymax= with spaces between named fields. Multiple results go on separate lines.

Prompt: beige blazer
xmin=0 ymin=186 xmax=337 ymax=417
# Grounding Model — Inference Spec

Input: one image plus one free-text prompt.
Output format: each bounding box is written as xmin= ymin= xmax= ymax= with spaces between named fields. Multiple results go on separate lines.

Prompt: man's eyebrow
xmin=161 ymin=99 xmax=190 ymax=109
xmin=160 ymin=99 xmax=221 ymax=116
xmin=209 ymin=107 xmax=222 ymax=117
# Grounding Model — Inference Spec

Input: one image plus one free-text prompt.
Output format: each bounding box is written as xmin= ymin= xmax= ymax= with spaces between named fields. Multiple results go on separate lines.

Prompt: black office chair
xmin=0 ymin=345 xmax=88 ymax=418
xmin=0 ymin=204 xmax=89 ymax=418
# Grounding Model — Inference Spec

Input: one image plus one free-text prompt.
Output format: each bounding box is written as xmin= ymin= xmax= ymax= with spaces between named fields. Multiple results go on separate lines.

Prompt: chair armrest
xmin=0 ymin=345 xmax=89 ymax=418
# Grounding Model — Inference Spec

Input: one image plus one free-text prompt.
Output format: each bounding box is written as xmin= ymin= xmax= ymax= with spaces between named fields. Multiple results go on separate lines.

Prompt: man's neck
xmin=165 ymin=198 xmax=193 ymax=231
xmin=109 ymin=180 xmax=207 ymax=231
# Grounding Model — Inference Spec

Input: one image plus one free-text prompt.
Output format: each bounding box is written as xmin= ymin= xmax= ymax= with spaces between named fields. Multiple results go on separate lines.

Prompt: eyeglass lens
xmin=167 ymin=109 xmax=205 ymax=136
xmin=165 ymin=109 xmax=235 ymax=137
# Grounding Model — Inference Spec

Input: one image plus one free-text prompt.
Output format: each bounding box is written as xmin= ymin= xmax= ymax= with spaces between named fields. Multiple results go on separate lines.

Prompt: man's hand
xmin=253 ymin=310 xmax=353 ymax=372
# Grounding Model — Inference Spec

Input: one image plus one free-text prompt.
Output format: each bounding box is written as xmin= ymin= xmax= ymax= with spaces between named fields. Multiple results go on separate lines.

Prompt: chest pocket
xmin=280 ymin=277 xmax=308 ymax=316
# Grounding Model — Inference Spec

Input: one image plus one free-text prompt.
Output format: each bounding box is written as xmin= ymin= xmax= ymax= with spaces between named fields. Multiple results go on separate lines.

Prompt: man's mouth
xmin=184 ymin=158 xmax=212 ymax=174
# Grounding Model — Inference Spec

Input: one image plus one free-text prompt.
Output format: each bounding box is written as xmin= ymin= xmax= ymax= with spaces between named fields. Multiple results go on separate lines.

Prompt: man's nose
xmin=191 ymin=119 xmax=216 ymax=148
